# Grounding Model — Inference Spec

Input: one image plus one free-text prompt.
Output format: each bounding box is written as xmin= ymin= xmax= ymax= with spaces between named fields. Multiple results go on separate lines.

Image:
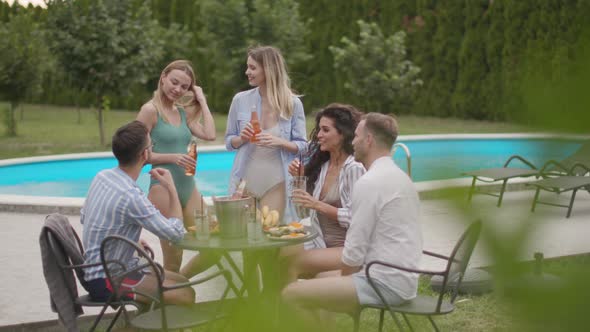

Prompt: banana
xmin=270 ymin=210 xmax=279 ymax=226
xmin=262 ymin=205 xmax=270 ymax=219
xmin=263 ymin=215 xmax=273 ymax=228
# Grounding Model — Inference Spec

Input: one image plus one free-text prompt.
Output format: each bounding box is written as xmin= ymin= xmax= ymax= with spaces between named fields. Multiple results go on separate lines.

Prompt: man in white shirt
xmin=282 ymin=112 xmax=422 ymax=318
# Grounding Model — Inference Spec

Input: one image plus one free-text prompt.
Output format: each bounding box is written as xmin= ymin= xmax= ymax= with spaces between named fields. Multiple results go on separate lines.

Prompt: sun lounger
xmin=465 ymin=141 xmax=590 ymax=207
xmin=529 ymin=163 xmax=590 ymax=218
xmin=464 ymin=155 xmax=539 ymax=206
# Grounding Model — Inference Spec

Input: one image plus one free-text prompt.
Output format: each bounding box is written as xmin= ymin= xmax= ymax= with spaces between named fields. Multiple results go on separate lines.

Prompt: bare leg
xmin=282 ymin=275 xmax=359 ymax=325
xmin=180 ymin=249 xmax=222 ymax=279
xmin=285 ymin=247 xmax=344 ymax=284
xmin=148 ymin=185 xmax=183 ymax=272
xmin=133 ymin=270 xmax=195 ymax=305
xmin=150 ymin=185 xmax=208 ymax=273
xmin=180 ymin=188 xmax=221 ymax=278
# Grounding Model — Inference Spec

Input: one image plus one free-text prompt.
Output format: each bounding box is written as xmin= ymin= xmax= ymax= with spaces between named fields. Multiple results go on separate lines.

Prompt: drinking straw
xmin=200 ymin=196 xmax=204 ymax=216
xmin=298 ymin=152 xmax=304 ymax=176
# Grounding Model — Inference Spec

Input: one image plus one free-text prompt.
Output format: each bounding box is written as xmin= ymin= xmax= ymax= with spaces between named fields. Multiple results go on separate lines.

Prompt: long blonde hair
xmin=248 ymin=46 xmax=295 ymax=118
xmin=152 ymin=60 xmax=201 ymax=123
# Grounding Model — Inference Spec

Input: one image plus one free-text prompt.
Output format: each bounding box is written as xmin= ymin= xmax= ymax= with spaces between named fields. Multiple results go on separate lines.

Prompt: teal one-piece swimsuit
xmin=149 ymin=107 xmax=195 ymax=207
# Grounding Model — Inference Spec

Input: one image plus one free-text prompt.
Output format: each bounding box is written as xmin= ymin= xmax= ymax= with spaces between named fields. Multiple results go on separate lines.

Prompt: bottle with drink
xmin=185 ymin=137 xmax=197 ymax=176
xmin=250 ymin=106 xmax=261 ymax=142
xmin=231 ymin=179 xmax=247 ymax=199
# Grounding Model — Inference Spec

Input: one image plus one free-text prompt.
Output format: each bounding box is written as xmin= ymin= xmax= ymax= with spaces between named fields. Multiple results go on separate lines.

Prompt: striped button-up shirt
xmin=81 ymin=167 xmax=185 ymax=281
xmin=306 ymin=155 xmax=366 ymax=249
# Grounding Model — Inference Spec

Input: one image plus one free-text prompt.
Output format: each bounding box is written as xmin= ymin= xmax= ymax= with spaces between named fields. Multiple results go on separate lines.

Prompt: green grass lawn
xmin=84 ymin=254 xmax=589 ymax=332
xmin=0 ymin=103 xmax=536 ymax=160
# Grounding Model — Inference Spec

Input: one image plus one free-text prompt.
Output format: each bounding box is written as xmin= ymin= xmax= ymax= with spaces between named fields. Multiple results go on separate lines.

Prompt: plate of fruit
xmin=264 ymin=221 xmax=312 ymax=241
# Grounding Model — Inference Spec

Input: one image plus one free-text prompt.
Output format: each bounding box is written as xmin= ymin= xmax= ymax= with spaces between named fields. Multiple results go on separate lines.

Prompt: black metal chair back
xmin=437 ymin=220 xmax=482 ymax=310
xmin=42 ymin=223 xmax=135 ymax=332
xmin=43 ymin=226 xmax=87 ymax=298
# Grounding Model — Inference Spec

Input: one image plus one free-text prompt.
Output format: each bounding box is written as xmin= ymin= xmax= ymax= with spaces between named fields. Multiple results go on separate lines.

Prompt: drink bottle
xmin=250 ymin=107 xmax=261 ymax=142
xmin=231 ymin=179 xmax=247 ymax=199
xmin=185 ymin=137 xmax=197 ymax=176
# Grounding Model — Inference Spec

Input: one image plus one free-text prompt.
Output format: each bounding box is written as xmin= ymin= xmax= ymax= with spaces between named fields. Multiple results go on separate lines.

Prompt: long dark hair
xmin=304 ymin=103 xmax=363 ymax=193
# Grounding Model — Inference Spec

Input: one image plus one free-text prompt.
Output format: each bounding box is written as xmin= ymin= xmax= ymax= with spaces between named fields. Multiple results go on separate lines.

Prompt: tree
xmin=46 ymin=0 xmax=166 ymax=145
xmin=330 ymin=20 xmax=422 ymax=114
xmin=0 ymin=10 xmax=52 ymax=136
xmin=249 ymin=0 xmax=311 ymax=74
xmin=193 ymin=0 xmax=310 ymax=113
xmin=451 ymin=0 xmax=490 ymax=119
xmin=194 ymin=0 xmax=250 ymax=112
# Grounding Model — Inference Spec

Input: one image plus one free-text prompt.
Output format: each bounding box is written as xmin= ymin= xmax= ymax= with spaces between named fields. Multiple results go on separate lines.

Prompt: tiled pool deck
xmin=1 ymin=188 xmax=589 ymax=328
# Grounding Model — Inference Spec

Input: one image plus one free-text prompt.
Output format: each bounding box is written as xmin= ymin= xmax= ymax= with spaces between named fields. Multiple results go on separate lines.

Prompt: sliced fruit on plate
xmin=282 ymin=232 xmax=305 ymax=238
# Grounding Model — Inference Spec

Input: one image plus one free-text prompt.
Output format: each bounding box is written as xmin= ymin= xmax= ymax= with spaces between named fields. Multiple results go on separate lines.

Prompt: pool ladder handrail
xmin=392 ymin=143 xmax=412 ymax=179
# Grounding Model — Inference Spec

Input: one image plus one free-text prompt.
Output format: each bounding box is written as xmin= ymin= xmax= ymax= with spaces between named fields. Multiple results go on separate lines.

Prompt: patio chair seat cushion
xmin=430 ymin=268 xmax=493 ymax=295
xmin=464 ymin=168 xmax=539 ymax=181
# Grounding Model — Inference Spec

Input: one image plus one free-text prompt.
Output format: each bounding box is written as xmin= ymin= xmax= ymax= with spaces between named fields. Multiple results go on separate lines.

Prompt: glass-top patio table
xmin=175 ymin=229 xmax=318 ymax=301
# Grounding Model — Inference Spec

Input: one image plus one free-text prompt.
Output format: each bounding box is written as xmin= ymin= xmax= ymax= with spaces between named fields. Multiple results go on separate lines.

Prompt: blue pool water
xmin=0 ymin=138 xmax=583 ymax=198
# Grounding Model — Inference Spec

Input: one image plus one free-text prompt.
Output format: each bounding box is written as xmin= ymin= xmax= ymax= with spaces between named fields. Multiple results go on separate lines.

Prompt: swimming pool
xmin=0 ymin=135 xmax=585 ymax=198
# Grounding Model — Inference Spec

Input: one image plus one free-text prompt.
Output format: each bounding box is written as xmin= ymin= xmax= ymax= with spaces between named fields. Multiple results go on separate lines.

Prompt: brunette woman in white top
xmin=284 ymin=104 xmax=365 ymax=280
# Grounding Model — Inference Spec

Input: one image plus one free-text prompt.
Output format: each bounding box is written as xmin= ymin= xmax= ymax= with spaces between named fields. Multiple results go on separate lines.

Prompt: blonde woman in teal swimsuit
xmin=137 ymin=60 xmax=218 ymax=276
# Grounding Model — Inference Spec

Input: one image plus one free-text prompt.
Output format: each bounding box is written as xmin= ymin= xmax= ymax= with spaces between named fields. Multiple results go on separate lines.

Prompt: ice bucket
xmin=213 ymin=196 xmax=253 ymax=238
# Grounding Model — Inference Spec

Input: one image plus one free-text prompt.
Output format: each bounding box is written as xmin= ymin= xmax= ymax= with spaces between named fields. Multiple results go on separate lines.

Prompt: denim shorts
xmin=352 ymin=275 xmax=406 ymax=306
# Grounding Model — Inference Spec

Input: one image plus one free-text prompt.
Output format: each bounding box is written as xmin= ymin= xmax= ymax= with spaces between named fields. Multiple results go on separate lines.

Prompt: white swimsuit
xmin=243 ymin=125 xmax=285 ymax=197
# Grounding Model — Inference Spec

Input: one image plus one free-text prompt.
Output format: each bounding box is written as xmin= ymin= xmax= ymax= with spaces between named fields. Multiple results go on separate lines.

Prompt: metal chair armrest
xmin=539 ymin=159 xmax=570 ymax=176
xmin=128 ymin=290 xmax=160 ymax=304
xmin=63 ymin=261 xmax=104 ymax=270
xmin=364 ymin=261 xmax=448 ymax=316
xmin=366 ymin=260 xmax=446 ymax=278
xmin=162 ymin=269 xmax=231 ymax=292
xmin=504 ymin=155 xmax=536 ymax=169
xmin=422 ymin=250 xmax=450 ymax=261
xmin=570 ymin=162 xmax=590 ymax=175
xmin=66 ymin=260 xmax=128 ymax=275
xmin=143 ymin=246 xmax=155 ymax=260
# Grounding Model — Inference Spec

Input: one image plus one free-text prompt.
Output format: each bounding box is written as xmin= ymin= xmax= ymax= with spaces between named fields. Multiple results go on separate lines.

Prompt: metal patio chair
xmin=100 ymin=235 xmax=240 ymax=331
xmin=353 ymin=220 xmax=482 ymax=332
xmin=40 ymin=214 xmax=143 ymax=332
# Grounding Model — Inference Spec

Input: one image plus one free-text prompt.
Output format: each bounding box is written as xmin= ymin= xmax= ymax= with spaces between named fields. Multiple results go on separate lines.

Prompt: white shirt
xmin=342 ymin=157 xmax=422 ymax=300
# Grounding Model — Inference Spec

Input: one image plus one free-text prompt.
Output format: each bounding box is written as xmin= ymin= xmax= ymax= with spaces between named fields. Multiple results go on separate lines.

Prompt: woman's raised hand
xmin=192 ymin=85 xmax=207 ymax=105
xmin=240 ymin=122 xmax=255 ymax=142
xmin=292 ymin=189 xmax=317 ymax=210
xmin=288 ymin=158 xmax=301 ymax=176
xmin=254 ymin=132 xmax=284 ymax=147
